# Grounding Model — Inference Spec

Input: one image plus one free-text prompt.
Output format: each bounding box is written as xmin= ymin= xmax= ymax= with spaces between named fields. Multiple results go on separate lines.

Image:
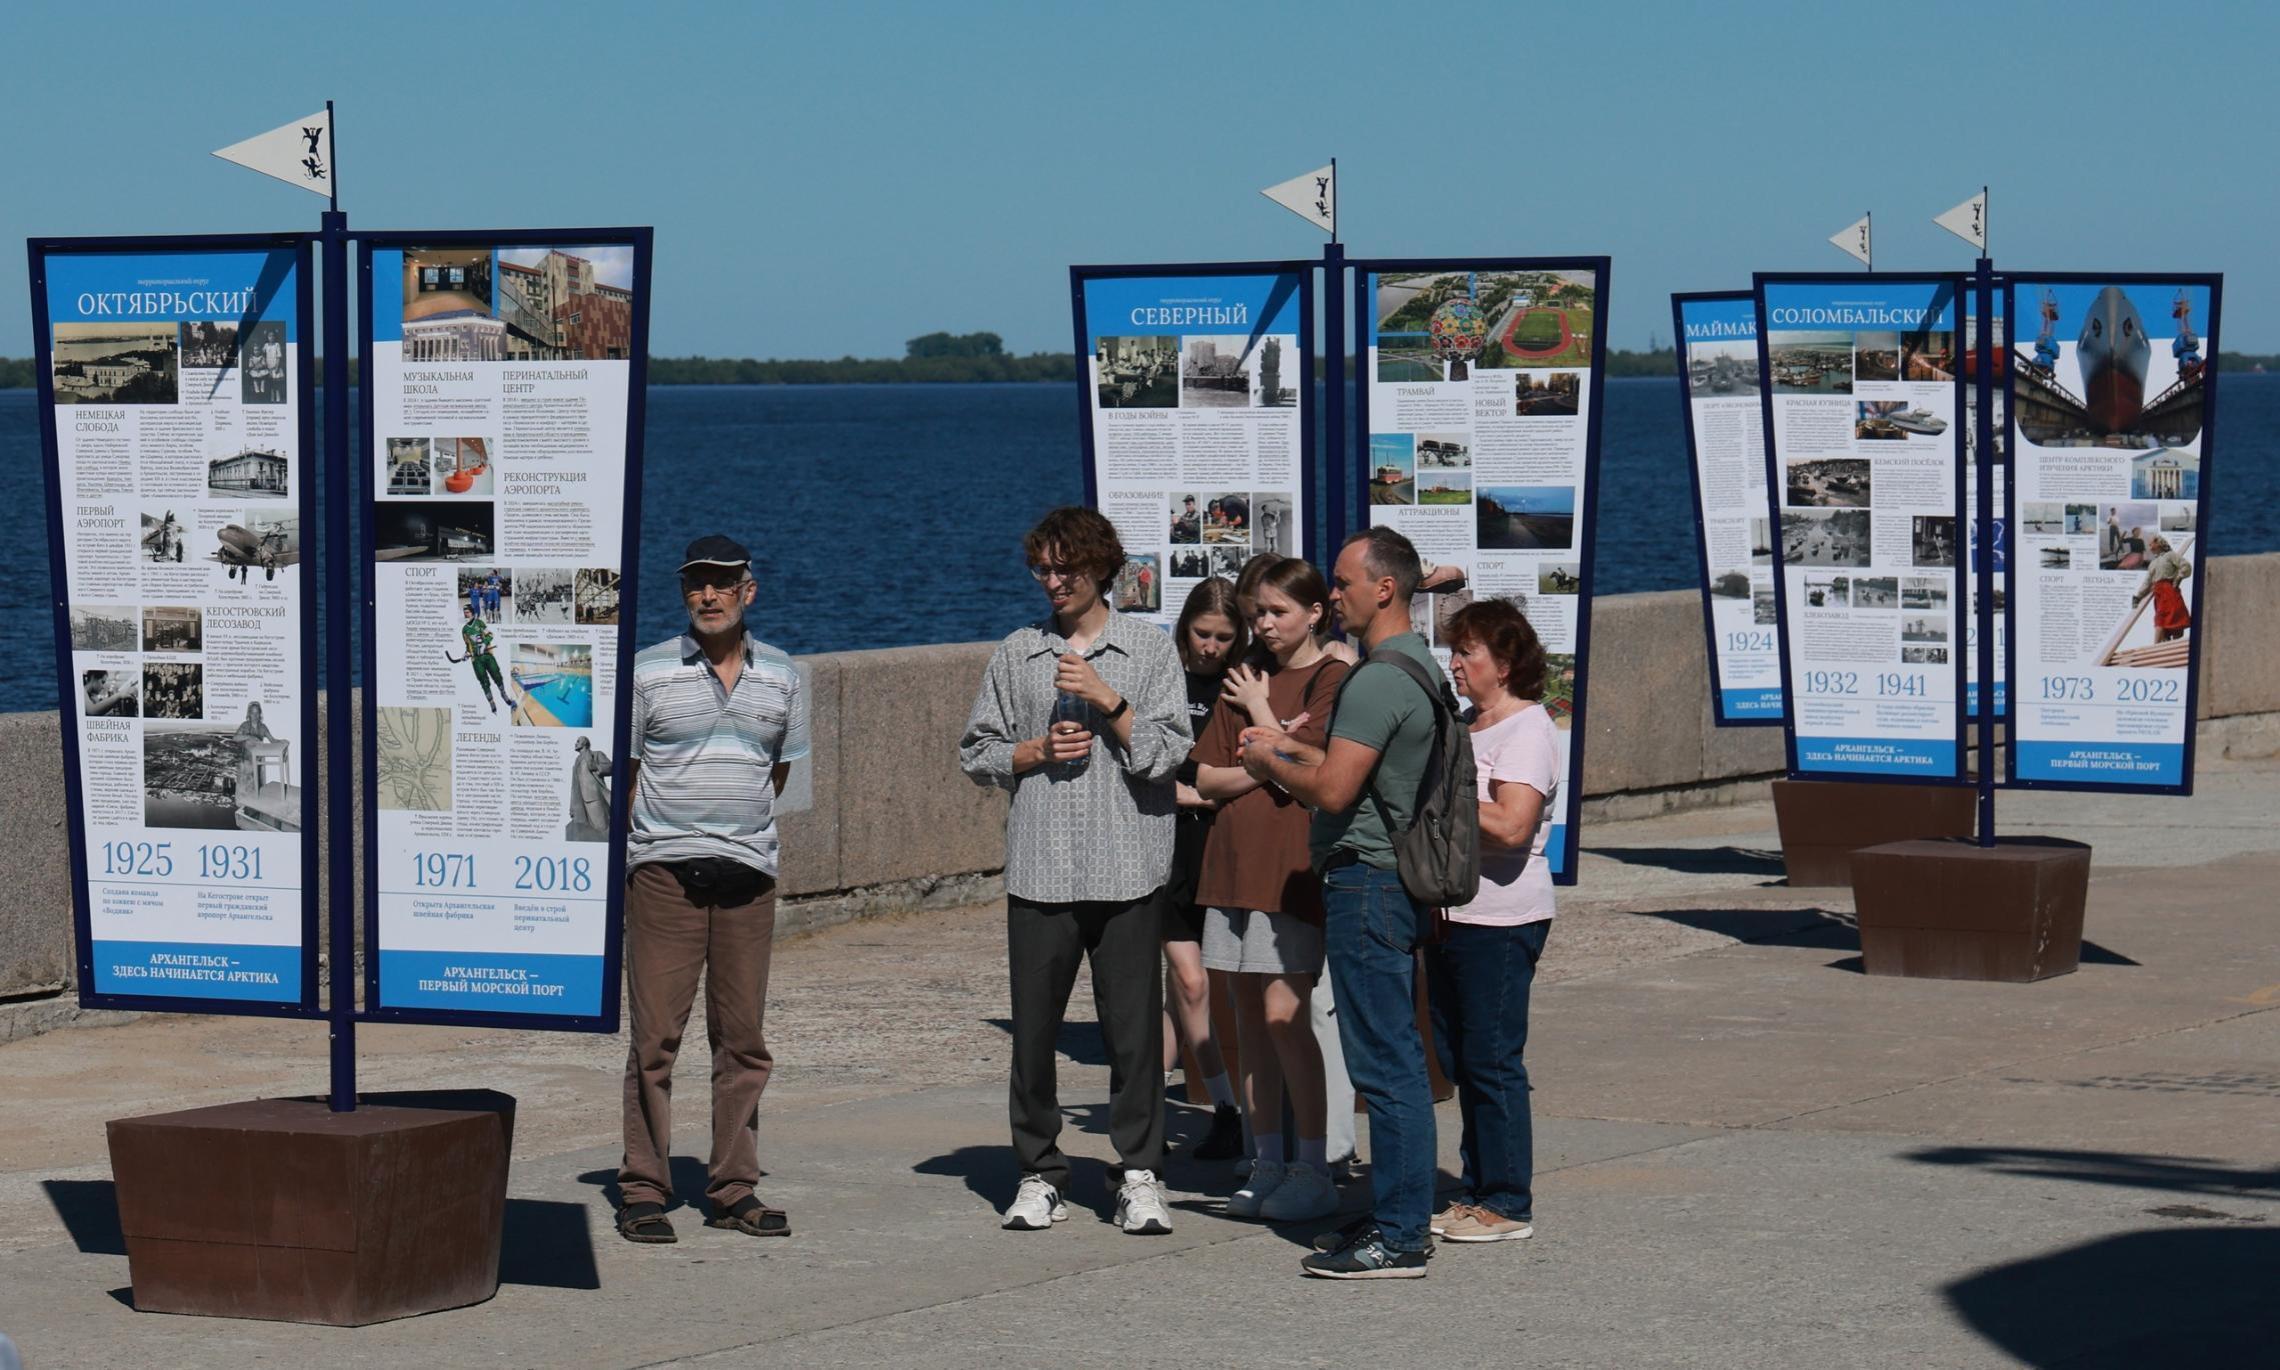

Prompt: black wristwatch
xmin=1101 ymin=695 xmax=1130 ymax=722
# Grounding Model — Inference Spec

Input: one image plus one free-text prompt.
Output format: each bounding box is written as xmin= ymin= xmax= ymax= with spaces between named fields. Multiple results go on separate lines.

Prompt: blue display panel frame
xmin=2000 ymin=271 xmax=2222 ymax=797
xmin=1754 ymin=272 xmax=1972 ymax=786
xmin=1351 ymin=254 xmax=1613 ymax=887
xmin=31 ymin=233 xmax=323 ymax=1018
xmin=1673 ymin=290 xmax=1782 ymax=727
xmin=355 ymin=227 xmax=653 ymax=1033
xmin=1069 ymin=261 xmax=1320 ymax=580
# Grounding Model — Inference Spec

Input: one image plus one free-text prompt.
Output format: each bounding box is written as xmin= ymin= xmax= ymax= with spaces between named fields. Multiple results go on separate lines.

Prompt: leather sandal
xmin=706 ymin=1195 xmax=790 ymax=1237
xmin=615 ymin=1201 xmax=677 ymax=1244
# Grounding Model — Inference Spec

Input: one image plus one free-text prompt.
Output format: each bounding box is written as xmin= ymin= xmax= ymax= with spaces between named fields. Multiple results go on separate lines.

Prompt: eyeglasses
xmin=1027 ymin=562 xmax=1084 ymax=583
xmin=681 ymin=574 xmax=750 ymax=598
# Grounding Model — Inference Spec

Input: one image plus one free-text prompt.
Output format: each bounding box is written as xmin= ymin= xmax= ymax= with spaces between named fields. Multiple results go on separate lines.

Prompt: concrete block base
xmin=106 ymin=1090 xmax=514 ymax=1325
xmin=1848 ymin=838 xmax=2091 ymax=982
xmin=1771 ymin=778 xmax=1976 ymax=887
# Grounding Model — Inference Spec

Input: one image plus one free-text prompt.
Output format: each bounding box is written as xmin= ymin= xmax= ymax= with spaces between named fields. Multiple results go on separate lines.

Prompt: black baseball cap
xmin=679 ymin=534 xmax=750 ymax=573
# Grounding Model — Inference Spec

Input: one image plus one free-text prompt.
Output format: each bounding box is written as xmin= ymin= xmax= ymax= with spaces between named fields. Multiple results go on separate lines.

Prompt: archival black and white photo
xmin=68 ymin=604 xmax=138 ymax=652
xmin=1783 ymin=508 xmax=1872 ymax=567
xmin=1208 ymin=545 xmax=1247 ymax=578
xmin=143 ymin=723 xmax=246 ymax=830
xmin=1417 ymin=434 xmax=1470 ymax=469
xmin=1785 ymin=457 xmax=1871 ymax=509
xmin=374 ymin=501 xmax=496 ymax=561
xmin=208 ymin=446 xmax=289 ymax=499
xmin=576 ymin=568 xmax=621 ymax=625
xmin=1539 ymin=562 xmax=1583 ymax=596
xmin=1901 ymin=615 xmax=1948 ymax=645
xmin=1850 ymin=576 xmax=1899 ymax=609
xmin=566 ymin=737 xmax=612 ymax=842
xmin=214 ymin=511 xmax=300 ymax=583
xmin=1902 ymin=577 xmax=1949 ymax=613
xmin=1750 ymin=517 xmax=1773 ymax=565
xmin=1802 ymin=573 xmax=1851 ymax=610
xmin=1709 ymin=568 xmax=1751 ymax=599
xmin=1252 ymin=493 xmax=1295 ymax=557
xmin=1753 ymin=589 xmax=1777 ymax=624
xmin=2021 ymin=501 xmax=2064 ymax=536
xmin=240 ymin=321 xmax=288 ymax=405
xmin=141 ymin=605 xmax=202 ymax=654
xmin=2040 ymin=546 xmax=2072 ymax=570
xmin=1169 ymin=547 xmax=1211 ymax=579
xmin=1180 ymin=336 xmax=1255 ymax=408
xmin=180 ymin=321 xmax=240 ymax=369
xmin=1094 ymin=335 xmax=1178 ymax=408
xmin=513 ymin=568 xmax=576 ymax=625
xmin=385 ymin=437 xmax=433 ymax=496
xmin=142 ymin=662 xmax=204 ymax=720
xmin=50 ymin=322 xmax=179 ymax=405
xmin=1900 ymin=645 xmax=1948 ymax=665
xmin=1912 ymin=515 xmax=1957 ymax=568
xmin=81 ymin=669 xmax=138 ymax=717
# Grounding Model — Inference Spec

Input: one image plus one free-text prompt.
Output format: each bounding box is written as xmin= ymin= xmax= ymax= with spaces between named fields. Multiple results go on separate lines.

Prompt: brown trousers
xmin=617 ymin=862 xmax=777 ymax=1209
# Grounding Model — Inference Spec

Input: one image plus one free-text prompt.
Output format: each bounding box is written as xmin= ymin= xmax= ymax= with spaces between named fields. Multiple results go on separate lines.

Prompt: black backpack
xmin=1355 ymin=646 xmax=1480 ymax=907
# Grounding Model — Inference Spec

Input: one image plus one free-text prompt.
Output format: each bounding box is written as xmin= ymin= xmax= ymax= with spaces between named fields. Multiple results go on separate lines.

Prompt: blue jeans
xmin=1425 ymin=919 xmax=1550 ymax=1221
xmin=1322 ymin=860 xmax=1435 ymax=1252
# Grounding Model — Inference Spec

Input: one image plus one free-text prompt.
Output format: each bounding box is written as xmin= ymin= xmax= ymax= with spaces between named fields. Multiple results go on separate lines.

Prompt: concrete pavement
xmin=0 ymin=760 xmax=2276 ymax=1367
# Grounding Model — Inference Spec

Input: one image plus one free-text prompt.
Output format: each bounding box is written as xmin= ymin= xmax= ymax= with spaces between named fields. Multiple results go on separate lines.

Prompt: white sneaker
xmin=1116 ymin=1169 xmax=1173 ymax=1234
xmin=1001 ymin=1175 xmax=1067 ymax=1230
xmin=1258 ymin=1161 xmax=1339 ymax=1221
xmin=1225 ymin=1159 xmax=1286 ymax=1218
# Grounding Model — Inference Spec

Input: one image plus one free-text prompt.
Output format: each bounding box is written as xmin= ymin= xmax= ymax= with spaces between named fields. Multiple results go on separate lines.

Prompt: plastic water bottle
xmin=1050 ymin=692 xmax=1091 ymax=779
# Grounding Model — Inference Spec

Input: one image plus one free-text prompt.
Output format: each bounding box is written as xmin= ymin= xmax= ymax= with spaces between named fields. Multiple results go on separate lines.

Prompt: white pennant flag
xmin=1829 ymin=214 xmax=1872 ymax=267
xmin=1934 ymin=189 xmax=1986 ymax=251
xmin=1262 ymin=164 xmax=1336 ymax=236
xmin=214 ymin=108 xmax=333 ymax=198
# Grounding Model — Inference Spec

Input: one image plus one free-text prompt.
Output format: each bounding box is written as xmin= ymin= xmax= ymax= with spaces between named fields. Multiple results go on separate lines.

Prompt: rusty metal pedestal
xmin=1771 ymin=778 xmax=1977 ymax=887
xmin=1849 ymin=838 xmax=2091 ymax=982
xmin=106 ymin=1090 xmax=514 ymax=1326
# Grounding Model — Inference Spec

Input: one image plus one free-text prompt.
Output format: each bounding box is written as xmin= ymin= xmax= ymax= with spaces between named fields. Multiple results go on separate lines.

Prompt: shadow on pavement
xmin=1589 ymin=845 xmax=1788 ymax=879
xmin=982 ymin=1017 xmax=1110 ymax=1067
xmin=42 ymin=1179 xmax=123 ymax=1255
xmin=499 ymin=1199 xmax=600 ymax=1290
xmin=1945 ymin=1227 xmax=2280 ymax=1366
xmin=1907 ymin=1144 xmax=2279 ymax=1197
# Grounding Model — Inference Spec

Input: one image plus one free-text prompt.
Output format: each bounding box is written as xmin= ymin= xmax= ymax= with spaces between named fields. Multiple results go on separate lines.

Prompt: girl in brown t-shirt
xmin=1190 ymin=557 xmax=1350 ymax=1222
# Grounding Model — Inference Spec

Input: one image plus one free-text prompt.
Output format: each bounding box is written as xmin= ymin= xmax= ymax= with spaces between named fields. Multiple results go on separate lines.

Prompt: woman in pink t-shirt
xmin=1428 ymin=598 xmax=1558 ymax=1245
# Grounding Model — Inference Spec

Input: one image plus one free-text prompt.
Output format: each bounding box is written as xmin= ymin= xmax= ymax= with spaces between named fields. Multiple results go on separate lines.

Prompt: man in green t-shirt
xmin=455 ymin=605 xmax=514 ymax=714
xmin=1239 ymin=526 xmax=1442 ymax=1280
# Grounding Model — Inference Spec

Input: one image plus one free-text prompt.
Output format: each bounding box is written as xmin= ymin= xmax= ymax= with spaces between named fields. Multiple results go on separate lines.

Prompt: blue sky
xmin=4 ymin=1 xmax=2274 ymax=356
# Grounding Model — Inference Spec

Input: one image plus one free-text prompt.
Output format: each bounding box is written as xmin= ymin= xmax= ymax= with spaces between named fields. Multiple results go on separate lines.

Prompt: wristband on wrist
xmin=1102 ymin=695 xmax=1130 ymax=722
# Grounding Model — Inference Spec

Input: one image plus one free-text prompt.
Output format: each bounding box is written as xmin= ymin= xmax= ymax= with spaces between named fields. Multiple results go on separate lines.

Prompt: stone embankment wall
xmin=6 ymin=553 xmax=2277 ymax=1030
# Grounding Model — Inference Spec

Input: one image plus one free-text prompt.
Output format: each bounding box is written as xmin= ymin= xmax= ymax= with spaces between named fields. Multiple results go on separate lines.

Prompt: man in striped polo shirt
xmin=614 ymin=534 xmax=809 ymax=1245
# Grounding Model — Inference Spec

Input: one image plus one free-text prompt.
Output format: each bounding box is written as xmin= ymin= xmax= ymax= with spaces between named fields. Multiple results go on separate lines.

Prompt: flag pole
xmin=318 ymin=100 xmax=356 ymax=1112
xmin=1323 ymin=160 xmax=1346 ymax=563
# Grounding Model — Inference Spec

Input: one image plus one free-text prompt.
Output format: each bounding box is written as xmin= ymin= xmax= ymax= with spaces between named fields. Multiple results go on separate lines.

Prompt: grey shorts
xmin=1200 ymin=906 xmax=1324 ymax=976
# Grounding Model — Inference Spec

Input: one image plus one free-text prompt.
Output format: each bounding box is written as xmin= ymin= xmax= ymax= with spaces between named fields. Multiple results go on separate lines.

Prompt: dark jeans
xmin=1007 ymin=892 xmax=1166 ymax=1192
xmin=1425 ymin=918 xmax=1551 ymax=1222
xmin=1322 ymin=860 xmax=1435 ymax=1252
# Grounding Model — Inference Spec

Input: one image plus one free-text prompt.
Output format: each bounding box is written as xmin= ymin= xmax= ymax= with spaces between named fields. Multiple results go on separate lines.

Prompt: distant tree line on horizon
xmin=4 ymin=344 xmax=2279 ymax=391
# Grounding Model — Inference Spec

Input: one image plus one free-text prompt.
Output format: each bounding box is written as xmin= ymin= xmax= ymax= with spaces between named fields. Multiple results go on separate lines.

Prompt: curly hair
xmin=1173 ymin=576 xmax=1249 ymax=671
xmin=1022 ymin=506 xmax=1125 ymax=595
xmin=1442 ymin=597 xmax=1548 ymax=700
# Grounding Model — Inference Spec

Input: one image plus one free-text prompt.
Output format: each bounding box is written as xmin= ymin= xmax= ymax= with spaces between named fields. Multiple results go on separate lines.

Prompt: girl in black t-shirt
xmin=1165 ymin=577 xmax=1247 ymax=1158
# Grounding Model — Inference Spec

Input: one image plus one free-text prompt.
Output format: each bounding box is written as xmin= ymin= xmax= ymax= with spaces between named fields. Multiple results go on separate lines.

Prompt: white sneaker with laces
xmin=1116 ymin=1169 xmax=1173 ymax=1234
xmin=1258 ymin=1160 xmax=1338 ymax=1221
xmin=1001 ymin=1174 xmax=1067 ymax=1230
xmin=1225 ymin=1159 xmax=1287 ymax=1218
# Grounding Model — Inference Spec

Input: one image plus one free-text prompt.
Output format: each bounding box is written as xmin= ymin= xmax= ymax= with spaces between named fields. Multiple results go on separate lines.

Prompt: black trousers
xmin=1007 ymin=891 xmax=1166 ymax=1191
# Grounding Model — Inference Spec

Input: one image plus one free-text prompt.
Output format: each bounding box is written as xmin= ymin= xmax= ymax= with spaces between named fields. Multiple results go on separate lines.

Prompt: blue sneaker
xmin=1299 ymin=1223 xmax=1431 ymax=1279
